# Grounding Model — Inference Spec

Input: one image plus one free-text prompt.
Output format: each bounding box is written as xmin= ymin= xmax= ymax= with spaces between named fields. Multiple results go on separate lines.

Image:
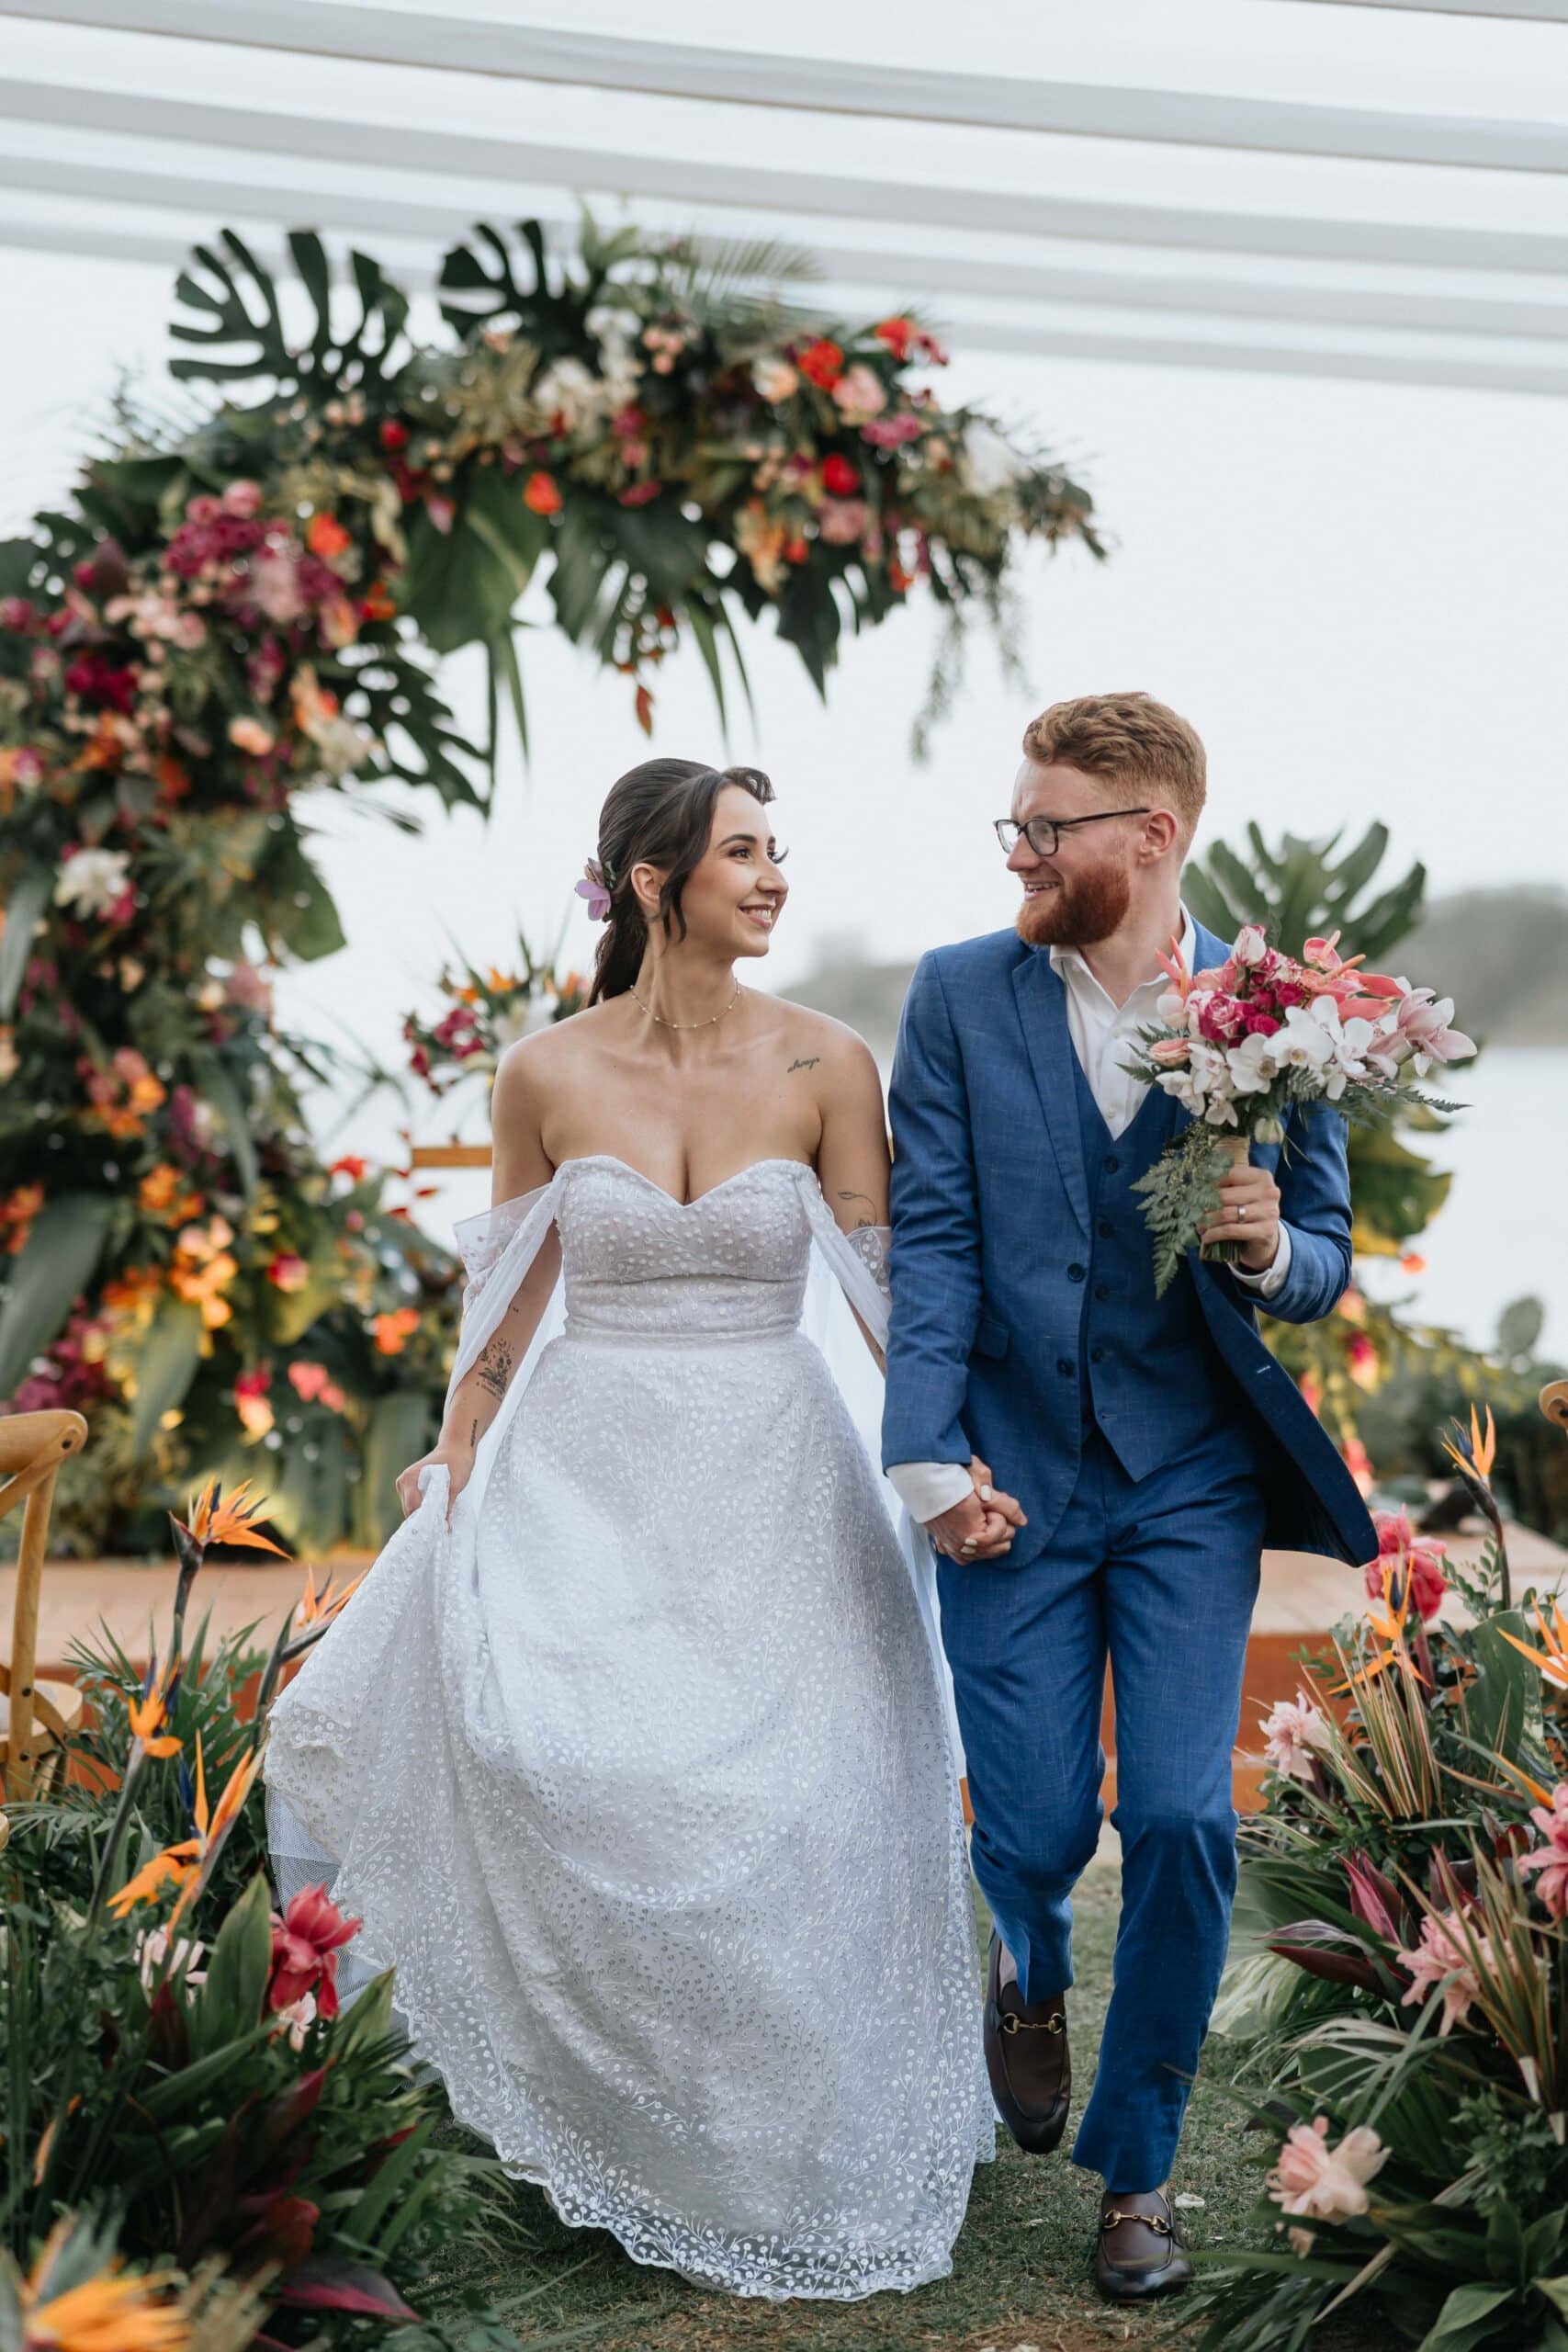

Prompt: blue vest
xmin=1068 ymin=1046 xmax=1254 ymax=1484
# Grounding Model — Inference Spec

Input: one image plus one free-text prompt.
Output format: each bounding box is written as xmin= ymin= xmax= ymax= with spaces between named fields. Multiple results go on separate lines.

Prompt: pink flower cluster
xmin=1135 ymin=923 xmax=1475 ymax=1137
xmin=1363 ymin=1508 xmax=1449 ymax=1622
xmin=1518 ymin=1783 xmax=1568 ymax=1919
xmin=1268 ymin=2114 xmax=1388 ymax=2221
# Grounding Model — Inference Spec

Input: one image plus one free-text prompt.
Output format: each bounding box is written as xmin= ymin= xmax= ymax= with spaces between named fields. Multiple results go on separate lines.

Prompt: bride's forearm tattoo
xmin=475 ymin=1334 xmax=513 ymax=1401
xmin=837 ymin=1187 xmax=878 ymax=1229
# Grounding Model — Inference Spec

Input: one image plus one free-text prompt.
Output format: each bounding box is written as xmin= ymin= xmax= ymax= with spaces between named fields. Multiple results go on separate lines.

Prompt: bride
xmin=262 ymin=757 xmax=993 ymax=2300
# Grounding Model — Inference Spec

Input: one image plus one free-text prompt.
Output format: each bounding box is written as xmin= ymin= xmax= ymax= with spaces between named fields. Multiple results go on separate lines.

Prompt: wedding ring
xmin=1237 ymin=1205 xmax=1248 ymax=1221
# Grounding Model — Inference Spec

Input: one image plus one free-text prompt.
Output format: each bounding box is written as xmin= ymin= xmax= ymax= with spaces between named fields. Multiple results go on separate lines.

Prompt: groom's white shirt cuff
xmin=886 ymin=1459 xmax=977 ymax=1522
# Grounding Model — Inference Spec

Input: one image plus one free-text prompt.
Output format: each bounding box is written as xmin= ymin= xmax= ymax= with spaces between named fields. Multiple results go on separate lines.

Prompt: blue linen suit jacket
xmin=883 ymin=922 xmax=1379 ymax=1572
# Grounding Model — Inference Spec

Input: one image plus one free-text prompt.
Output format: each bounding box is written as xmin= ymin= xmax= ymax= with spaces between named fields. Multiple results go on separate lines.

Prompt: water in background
xmin=1361 ymin=1046 xmax=1562 ymax=1359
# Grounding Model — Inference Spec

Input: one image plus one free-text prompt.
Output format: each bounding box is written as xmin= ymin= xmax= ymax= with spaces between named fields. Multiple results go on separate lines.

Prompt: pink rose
xmin=222 ymin=480 xmax=265 ymax=517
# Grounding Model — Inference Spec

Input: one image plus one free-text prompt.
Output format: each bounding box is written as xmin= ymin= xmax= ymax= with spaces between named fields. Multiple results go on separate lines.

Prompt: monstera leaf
xmin=170 ymin=230 xmax=411 ymax=395
xmin=1184 ymin=820 xmax=1427 ymax=965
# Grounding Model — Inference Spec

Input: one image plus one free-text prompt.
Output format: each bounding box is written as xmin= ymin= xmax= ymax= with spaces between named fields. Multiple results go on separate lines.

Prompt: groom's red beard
xmin=1014 ymin=859 xmax=1132 ymax=950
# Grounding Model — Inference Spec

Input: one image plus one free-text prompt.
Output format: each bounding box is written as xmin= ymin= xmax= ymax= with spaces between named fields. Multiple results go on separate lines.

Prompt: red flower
xmin=797 ymin=338 xmax=844 ymax=390
xmin=267 ymin=1883 xmax=362 ymax=2020
xmin=524 ymin=471 xmax=563 ymax=515
xmin=378 ymin=418 xmax=410 ymax=451
xmin=873 ymin=316 xmax=914 ymax=360
xmin=821 ymin=453 xmax=860 ymax=497
xmin=1364 ymin=1509 xmax=1450 ymax=1621
xmin=618 ymin=481 xmax=661 ymax=507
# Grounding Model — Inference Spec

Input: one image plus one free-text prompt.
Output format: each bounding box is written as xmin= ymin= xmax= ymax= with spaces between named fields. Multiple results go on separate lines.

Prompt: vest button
xmin=1103 ymin=1153 xmax=1120 ymax=1172
xmin=1098 ymin=1220 xmax=1114 ymax=1238
xmin=1057 ymin=1357 xmax=1074 ymax=1377
xmin=1095 ymin=1283 xmax=1111 ymax=1301
xmin=1067 ymin=1262 xmax=1086 ymax=1283
xmin=1090 ymin=1344 xmax=1105 ymax=1364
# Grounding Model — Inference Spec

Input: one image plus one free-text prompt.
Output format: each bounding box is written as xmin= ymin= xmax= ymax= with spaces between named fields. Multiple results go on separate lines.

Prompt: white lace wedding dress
xmin=262 ymin=1155 xmax=992 ymax=2300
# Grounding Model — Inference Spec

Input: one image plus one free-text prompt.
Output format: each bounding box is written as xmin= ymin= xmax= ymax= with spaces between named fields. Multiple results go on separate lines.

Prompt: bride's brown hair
xmin=588 ymin=759 xmax=775 ymax=1006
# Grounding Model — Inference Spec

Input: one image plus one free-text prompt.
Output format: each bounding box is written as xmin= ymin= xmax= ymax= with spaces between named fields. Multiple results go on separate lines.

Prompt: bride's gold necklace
xmin=628 ymin=977 xmax=741 ymax=1032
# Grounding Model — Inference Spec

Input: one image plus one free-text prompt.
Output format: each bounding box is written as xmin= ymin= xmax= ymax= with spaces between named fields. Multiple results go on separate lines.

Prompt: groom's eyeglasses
xmin=994 ymin=808 xmax=1153 ymax=859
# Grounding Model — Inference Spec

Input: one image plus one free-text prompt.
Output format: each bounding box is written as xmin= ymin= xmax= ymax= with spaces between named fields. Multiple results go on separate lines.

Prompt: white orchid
xmin=54 ymin=845 xmax=131 ymax=917
xmin=1226 ymin=1031 xmax=1280 ymax=1095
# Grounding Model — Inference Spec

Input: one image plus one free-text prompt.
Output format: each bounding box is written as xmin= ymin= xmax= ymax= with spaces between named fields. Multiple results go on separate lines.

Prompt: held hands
xmin=394 ymin=1440 xmax=475 ymax=1528
xmin=926 ymin=1455 xmax=1027 ymax=1566
xmin=1198 ymin=1160 xmax=1282 ymax=1272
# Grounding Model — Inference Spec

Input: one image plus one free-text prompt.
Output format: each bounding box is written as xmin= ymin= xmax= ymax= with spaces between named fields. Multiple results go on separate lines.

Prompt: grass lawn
xmin=417 ymin=1850 xmax=1336 ymax=2352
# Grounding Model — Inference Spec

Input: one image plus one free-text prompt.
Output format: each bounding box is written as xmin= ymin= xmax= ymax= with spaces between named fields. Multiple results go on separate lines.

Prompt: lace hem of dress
xmin=843 ymin=1223 xmax=892 ymax=1300
xmin=265 ymin=1700 xmax=994 ymax=2303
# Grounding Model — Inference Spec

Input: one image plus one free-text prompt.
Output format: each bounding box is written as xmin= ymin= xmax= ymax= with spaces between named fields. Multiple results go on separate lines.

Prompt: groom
xmin=883 ymin=692 xmax=1376 ymax=2302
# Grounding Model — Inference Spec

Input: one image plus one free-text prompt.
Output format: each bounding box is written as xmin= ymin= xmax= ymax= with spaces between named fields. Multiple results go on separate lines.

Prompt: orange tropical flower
xmin=306 ymin=511 xmax=353 ymax=560
xmin=126 ymin=1657 xmax=182 ymax=1758
xmin=11 ymin=2216 xmax=188 ymax=2350
xmin=291 ymin=1560 xmax=367 ymax=1637
xmin=524 ymin=470 xmax=563 ymax=515
xmin=371 ymin=1306 xmax=420 ymax=1355
xmin=181 ymin=1476 xmax=290 ymax=1558
xmin=1499 ymin=1597 xmax=1568 ymax=1694
xmin=107 ymin=1842 xmax=201 ymax=1918
xmin=1444 ymin=1401 xmax=1496 ymax=1485
xmin=30 ymin=2097 xmax=81 ymax=2184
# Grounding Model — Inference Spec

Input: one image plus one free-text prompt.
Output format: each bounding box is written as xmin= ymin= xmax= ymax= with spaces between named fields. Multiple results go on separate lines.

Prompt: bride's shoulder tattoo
xmin=786 ymin=1054 xmax=820 ymax=1073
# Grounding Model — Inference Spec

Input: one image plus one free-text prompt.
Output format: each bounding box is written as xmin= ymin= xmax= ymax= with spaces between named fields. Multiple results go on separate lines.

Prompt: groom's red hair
xmin=1022 ymin=692 xmax=1207 ymax=847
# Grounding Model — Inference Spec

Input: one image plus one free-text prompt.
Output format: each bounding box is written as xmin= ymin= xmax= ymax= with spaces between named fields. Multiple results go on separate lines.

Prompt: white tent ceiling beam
xmin=3 ymin=138 xmax=1567 ymax=348
xmin=2 ymin=3 xmax=1566 ymax=176
xmin=1293 ymin=1 xmax=1568 ymax=18
xmin=6 ymin=198 xmax=1568 ymax=400
xmin=6 ymin=73 xmax=1568 ymax=293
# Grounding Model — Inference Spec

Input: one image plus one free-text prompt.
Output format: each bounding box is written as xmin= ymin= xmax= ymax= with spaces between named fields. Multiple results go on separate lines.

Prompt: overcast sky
xmin=5 ymin=0 xmax=1564 ymax=1209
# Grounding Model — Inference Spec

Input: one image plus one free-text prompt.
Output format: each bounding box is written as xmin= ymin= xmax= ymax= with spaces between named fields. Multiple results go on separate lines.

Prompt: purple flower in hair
xmin=575 ymin=859 xmax=614 ymax=922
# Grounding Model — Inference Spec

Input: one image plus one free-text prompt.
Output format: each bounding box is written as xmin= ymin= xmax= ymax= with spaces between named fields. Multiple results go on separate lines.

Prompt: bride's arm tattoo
xmin=837 ymin=1187 xmax=879 ymax=1230
xmin=475 ymin=1332 xmax=514 ymax=1401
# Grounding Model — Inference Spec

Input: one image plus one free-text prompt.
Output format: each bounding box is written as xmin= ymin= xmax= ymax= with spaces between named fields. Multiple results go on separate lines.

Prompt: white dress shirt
xmin=886 ymin=906 xmax=1292 ymax=1525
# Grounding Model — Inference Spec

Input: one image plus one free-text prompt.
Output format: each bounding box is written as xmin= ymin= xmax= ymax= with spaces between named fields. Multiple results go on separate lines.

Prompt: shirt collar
xmin=1049 ymin=903 xmax=1196 ymax=1003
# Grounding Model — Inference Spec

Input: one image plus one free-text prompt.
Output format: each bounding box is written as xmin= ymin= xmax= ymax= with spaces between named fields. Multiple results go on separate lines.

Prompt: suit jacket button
xmin=1057 ymin=1356 xmax=1074 ymax=1376
xmin=1067 ymin=1262 xmax=1086 ymax=1283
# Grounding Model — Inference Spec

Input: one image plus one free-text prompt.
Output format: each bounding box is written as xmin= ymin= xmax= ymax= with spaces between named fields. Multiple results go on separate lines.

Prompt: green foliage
xmin=1194 ymin=1415 xmax=1568 ymax=2352
xmin=1185 ymin=820 xmax=1427 ymax=967
xmin=1 ymin=1590 xmax=514 ymax=2344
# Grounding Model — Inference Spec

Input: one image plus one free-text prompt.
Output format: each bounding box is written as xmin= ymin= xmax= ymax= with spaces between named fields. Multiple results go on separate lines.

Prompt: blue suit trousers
xmin=936 ymin=1419 xmax=1267 ymax=2192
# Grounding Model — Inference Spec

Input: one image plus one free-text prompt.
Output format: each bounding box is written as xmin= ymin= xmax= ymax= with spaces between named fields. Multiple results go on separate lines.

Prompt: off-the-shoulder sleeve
xmin=453 ymin=1184 xmax=551 ymax=1305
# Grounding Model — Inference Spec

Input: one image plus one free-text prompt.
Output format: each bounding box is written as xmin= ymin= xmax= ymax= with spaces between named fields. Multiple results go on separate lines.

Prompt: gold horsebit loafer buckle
xmin=998 ymin=2007 xmax=1066 ymax=2036
xmin=1100 ymin=2208 xmax=1174 ymax=2236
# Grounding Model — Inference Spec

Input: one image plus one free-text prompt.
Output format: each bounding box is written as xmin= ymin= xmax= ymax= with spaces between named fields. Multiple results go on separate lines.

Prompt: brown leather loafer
xmin=1095 ymin=2187 xmax=1193 ymax=2302
xmin=982 ymin=1930 xmax=1069 ymax=2154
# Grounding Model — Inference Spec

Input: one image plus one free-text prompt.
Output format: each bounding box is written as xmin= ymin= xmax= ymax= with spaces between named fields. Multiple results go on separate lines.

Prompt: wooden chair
xmin=1 ymin=1409 xmax=89 ymax=1804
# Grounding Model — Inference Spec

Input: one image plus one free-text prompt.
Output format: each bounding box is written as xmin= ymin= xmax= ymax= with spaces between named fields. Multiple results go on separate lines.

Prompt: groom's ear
xmin=1136 ymin=806 xmax=1181 ymax=863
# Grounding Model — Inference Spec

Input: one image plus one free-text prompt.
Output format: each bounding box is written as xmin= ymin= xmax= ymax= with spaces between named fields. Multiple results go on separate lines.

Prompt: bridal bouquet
xmin=1124 ymin=924 xmax=1474 ymax=1294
